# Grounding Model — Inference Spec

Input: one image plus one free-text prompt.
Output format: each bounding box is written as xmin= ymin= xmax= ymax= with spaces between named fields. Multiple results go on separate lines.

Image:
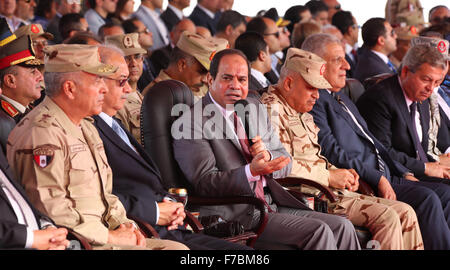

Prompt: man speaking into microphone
xmin=173 ymin=49 xmax=360 ymax=250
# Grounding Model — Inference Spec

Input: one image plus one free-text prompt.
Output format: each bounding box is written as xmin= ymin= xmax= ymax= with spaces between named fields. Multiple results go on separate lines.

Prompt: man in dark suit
xmin=0 ymin=142 xmax=69 ymax=250
xmin=160 ymin=0 xmax=190 ymax=32
xmin=302 ymin=33 xmax=450 ymax=249
xmin=173 ymin=48 xmax=361 ymax=250
xmin=93 ymin=45 xmax=250 ymax=250
xmin=189 ymin=0 xmax=221 ymax=35
xmin=234 ymin=32 xmax=272 ymax=95
xmin=357 ymin=44 xmax=450 ymax=180
xmin=354 ymin=17 xmax=398 ymax=84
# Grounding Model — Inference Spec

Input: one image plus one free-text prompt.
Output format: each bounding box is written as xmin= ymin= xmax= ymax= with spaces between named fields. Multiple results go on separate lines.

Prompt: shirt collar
xmin=197 ymin=4 xmax=215 ymax=19
xmin=208 ymin=92 xmax=234 ymax=118
xmin=98 ymin=112 xmax=114 ymax=128
xmin=371 ymin=49 xmax=389 ymax=64
xmin=251 ymin=68 xmax=269 ymax=87
xmin=167 ymin=4 xmax=184 ymax=19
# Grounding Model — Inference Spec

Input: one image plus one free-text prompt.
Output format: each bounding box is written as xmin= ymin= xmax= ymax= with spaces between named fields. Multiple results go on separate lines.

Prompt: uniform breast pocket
xmin=68 ymin=151 xmax=96 ymax=188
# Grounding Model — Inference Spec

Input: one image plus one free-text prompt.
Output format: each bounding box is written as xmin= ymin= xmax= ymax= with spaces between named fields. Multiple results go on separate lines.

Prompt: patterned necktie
xmin=387 ymin=60 xmax=397 ymax=73
xmin=409 ymin=102 xmax=429 ymax=162
xmin=0 ymin=169 xmax=39 ymax=231
xmin=231 ymin=113 xmax=272 ymax=212
xmin=333 ymin=92 xmax=386 ymax=173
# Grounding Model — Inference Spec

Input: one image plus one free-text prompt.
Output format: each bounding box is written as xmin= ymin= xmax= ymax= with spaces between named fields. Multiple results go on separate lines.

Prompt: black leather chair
xmin=341 ymin=78 xmax=367 ymax=104
xmin=363 ymin=73 xmax=394 ymax=91
xmin=140 ymin=80 xmax=266 ymax=246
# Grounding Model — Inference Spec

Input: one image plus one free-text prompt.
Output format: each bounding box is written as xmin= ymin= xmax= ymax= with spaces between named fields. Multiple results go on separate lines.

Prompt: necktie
xmin=333 ymin=93 xmax=386 ymax=174
xmin=231 ymin=113 xmax=272 ymax=212
xmin=409 ymin=102 xmax=428 ymax=162
xmin=387 ymin=60 xmax=397 ymax=73
xmin=0 ymin=169 xmax=39 ymax=231
xmin=351 ymin=49 xmax=357 ymax=62
xmin=112 ymin=119 xmax=136 ymax=153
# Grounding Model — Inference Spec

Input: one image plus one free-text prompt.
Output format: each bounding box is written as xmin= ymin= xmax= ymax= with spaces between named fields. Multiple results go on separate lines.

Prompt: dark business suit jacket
xmin=309 ymin=90 xmax=409 ymax=192
xmin=249 ymin=74 xmax=265 ymax=94
xmin=188 ymin=6 xmax=221 ymax=35
xmin=345 ymin=53 xmax=357 ymax=79
xmin=93 ymin=115 xmax=251 ymax=249
xmin=0 ymin=145 xmax=51 ymax=248
xmin=354 ymin=47 xmax=395 ymax=83
xmin=173 ymin=94 xmax=309 ymax=229
xmin=160 ymin=7 xmax=181 ymax=32
xmin=356 ymin=75 xmax=450 ymax=175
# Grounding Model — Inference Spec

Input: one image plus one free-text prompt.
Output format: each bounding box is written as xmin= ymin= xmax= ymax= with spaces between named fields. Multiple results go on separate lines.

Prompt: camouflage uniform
xmin=261 ymin=87 xmax=424 ymax=250
xmin=7 ymin=97 xmax=187 ymax=250
xmin=115 ymin=90 xmax=143 ymax=145
xmin=385 ymin=0 xmax=425 ymax=26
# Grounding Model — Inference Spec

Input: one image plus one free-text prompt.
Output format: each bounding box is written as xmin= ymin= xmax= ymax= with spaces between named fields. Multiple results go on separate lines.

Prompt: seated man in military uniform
xmin=141 ymin=31 xmax=228 ymax=102
xmin=0 ymin=34 xmax=43 ymax=152
xmin=261 ymin=47 xmax=423 ymax=250
xmin=6 ymin=44 xmax=188 ymax=250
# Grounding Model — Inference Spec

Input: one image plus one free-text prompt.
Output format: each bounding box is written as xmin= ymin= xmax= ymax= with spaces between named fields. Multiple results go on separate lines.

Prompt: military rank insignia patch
xmin=33 ymin=146 xmax=54 ymax=168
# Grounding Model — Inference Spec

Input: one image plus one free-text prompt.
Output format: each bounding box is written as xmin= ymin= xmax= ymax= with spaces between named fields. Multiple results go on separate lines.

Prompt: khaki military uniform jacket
xmin=261 ymin=87 xmax=339 ymax=195
xmin=7 ymin=97 xmax=132 ymax=245
xmin=141 ymin=70 xmax=208 ymax=102
xmin=115 ymin=91 xmax=143 ymax=144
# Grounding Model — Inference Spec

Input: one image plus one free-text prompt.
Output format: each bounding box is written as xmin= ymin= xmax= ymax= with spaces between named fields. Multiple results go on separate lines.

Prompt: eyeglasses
xmin=106 ymin=77 xmax=129 ymax=87
xmin=125 ymin=54 xmax=144 ymax=62
xmin=66 ymin=0 xmax=81 ymax=4
xmin=334 ymin=4 xmax=341 ymax=10
xmin=138 ymin=28 xmax=151 ymax=34
xmin=264 ymin=31 xmax=280 ymax=38
xmin=351 ymin=24 xmax=360 ymax=29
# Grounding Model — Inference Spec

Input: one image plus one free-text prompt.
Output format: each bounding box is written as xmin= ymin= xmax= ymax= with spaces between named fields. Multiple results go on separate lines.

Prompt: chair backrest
xmin=140 ymin=80 xmax=195 ymax=191
xmin=363 ymin=73 xmax=394 ymax=90
xmin=340 ymin=78 xmax=367 ymax=104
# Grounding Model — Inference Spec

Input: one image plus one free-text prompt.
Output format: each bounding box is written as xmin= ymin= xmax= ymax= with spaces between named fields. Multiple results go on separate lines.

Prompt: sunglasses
xmin=107 ymin=77 xmax=129 ymax=87
xmin=264 ymin=31 xmax=280 ymax=38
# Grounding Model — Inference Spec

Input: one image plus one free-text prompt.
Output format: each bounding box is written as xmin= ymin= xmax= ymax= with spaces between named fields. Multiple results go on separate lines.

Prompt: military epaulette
xmin=1 ymin=100 xmax=19 ymax=118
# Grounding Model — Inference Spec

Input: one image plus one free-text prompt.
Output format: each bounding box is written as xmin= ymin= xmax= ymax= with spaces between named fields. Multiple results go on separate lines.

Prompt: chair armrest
xmin=128 ymin=215 xmax=160 ymax=238
xmin=276 ymin=177 xmax=338 ymax=203
xmin=184 ymin=210 xmax=204 ymax=233
xmin=357 ymin=179 xmax=375 ymax=196
xmin=188 ymin=195 xmax=267 ymax=245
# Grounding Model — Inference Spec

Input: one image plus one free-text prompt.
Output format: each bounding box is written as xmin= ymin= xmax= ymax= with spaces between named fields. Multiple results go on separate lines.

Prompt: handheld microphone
xmin=233 ymin=99 xmax=254 ymax=146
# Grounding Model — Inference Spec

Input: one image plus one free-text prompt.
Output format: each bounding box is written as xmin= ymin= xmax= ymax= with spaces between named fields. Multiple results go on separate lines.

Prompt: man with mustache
xmin=105 ymin=33 xmax=146 ymax=144
xmin=6 ymin=44 xmax=188 ymax=250
xmin=0 ymin=35 xmax=43 ymax=153
xmin=173 ymin=48 xmax=361 ymax=250
xmin=356 ymin=42 xmax=450 ymax=180
xmin=142 ymin=31 xmax=228 ymax=102
xmin=261 ymin=47 xmax=423 ymax=250
xmin=304 ymin=33 xmax=450 ymax=249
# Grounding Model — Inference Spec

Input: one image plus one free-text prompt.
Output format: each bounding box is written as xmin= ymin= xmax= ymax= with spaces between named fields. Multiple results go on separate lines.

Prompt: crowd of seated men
xmin=0 ymin=0 xmax=449 ymax=251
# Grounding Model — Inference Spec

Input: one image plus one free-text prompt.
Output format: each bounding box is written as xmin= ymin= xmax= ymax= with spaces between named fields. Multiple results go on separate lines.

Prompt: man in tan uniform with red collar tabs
xmin=261 ymin=47 xmax=423 ymax=250
xmin=6 ymin=44 xmax=188 ymax=250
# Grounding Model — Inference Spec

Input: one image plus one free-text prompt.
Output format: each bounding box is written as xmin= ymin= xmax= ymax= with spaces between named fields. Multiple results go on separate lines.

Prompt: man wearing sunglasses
xmin=105 ymin=33 xmax=146 ymax=144
xmin=354 ymin=17 xmax=398 ymax=84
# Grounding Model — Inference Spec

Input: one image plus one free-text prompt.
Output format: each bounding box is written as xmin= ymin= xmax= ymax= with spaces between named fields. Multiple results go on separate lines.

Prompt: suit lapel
xmin=391 ymin=79 xmax=420 ymax=147
xmin=330 ymin=92 xmax=369 ymax=139
xmin=202 ymin=94 xmax=242 ymax=152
